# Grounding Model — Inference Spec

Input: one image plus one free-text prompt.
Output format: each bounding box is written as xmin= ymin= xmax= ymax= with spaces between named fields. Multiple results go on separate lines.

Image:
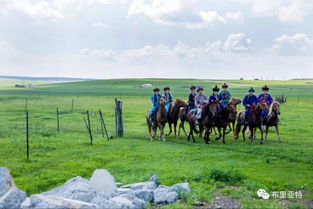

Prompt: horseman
xmin=195 ymin=87 xmax=208 ymax=121
xmin=163 ymin=87 xmax=174 ymax=113
xmin=218 ymin=83 xmax=231 ymax=108
xmin=150 ymin=88 xmax=162 ymax=123
xmin=243 ymin=87 xmax=258 ymax=124
xmin=209 ymin=85 xmax=222 ymax=112
xmin=257 ymin=85 xmax=273 ymax=118
xmin=187 ymin=85 xmax=197 ymax=112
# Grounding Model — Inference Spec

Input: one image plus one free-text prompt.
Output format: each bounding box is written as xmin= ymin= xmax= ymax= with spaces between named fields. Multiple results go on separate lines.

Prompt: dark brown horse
xmin=166 ymin=99 xmax=187 ymax=137
xmin=185 ymin=110 xmax=201 ymax=142
xmin=146 ymin=97 xmax=168 ymax=141
xmin=209 ymin=102 xmax=230 ymax=143
xmin=235 ymin=100 xmax=268 ymax=144
xmin=265 ymin=101 xmax=281 ymax=142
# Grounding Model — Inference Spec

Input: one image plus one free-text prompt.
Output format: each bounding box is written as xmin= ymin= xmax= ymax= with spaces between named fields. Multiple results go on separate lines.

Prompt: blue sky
xmin=0 ymin=0 xmax=312 ymax=79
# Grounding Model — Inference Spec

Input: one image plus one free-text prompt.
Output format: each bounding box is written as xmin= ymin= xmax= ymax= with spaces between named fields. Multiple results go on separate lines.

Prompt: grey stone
xmin=153 ymin=188 xmax=178 ymax=204
xmin=42 ymin=176 xmax=96 ymax=202
xmin=168 ymin=183 xmax=190 ymax=194
xmin=121 ymin=182 xmax=157 ymax=191
xmin=28 ymin=194 xmax=97 ymax=209
xmin=148 ymin=175 xmax=160 ymax=186
xmin=117 ymin=193 xmax=145 ymax=209
xmin=90 ymin=192 xmax=109 ymax=205
xmin=134 ymin=190 xmax=153 ymax=202
xmin=0 ymin=168 xmax=15 ymax=197
xmin=0 ymin=187 xmax=26 ymax=209
xmin=89 ymin=169 xmax=117 ymax=195
xmin=21 ymin=197 xmax=31 ymax=209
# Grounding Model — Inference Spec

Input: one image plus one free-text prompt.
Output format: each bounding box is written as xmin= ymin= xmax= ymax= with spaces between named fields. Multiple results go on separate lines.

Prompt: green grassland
xmin=0 ymin=78 xmax=312 ymax=209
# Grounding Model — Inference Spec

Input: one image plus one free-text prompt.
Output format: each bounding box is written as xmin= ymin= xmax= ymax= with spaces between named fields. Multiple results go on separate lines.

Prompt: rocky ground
xmin=0 ymin=167 xmax=191 ymax=209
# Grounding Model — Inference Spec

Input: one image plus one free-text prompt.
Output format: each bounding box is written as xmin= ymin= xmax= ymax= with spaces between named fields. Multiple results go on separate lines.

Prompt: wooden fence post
xmin=115 ymin=98 xmax=123 ymax=137
xmin=26 ymin=111 xmax=29 ymax=160
xmin=25 ymin=98 xmax=28 ymax=112
xmin=99 ymin=109 xmax=110 ymax=140
xmin=56 ymin=107 xmax=60 ymax=132
xmin=83 ymin=111 xmax=93 ymax=145
xmin=71 ymin=99 xmax=74 ymax=114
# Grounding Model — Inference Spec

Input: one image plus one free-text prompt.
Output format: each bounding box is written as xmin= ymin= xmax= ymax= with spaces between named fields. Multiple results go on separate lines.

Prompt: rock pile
xmin=0 ymin=168 xmax=190 ymax=209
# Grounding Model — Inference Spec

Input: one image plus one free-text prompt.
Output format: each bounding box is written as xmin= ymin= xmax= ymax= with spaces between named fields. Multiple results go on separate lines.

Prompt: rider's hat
xmin=163 ymin=87 xmax=170 ymax=91
xmin=262 ymin=85 xmax=269 ymax=91
xmin=222 ymin=83 xmax=228 ymax=88
xmin=212 ymin=85 xmax=220 ymax=92
xmin=153 ymin=87 xmax=160 ymax=92
xmin=248 ymin=87 xmax=255 ymax=92
xmin=190 ymin=85 xmax=197 ymax=90
xmin=197 ymin=87 xmax=204 ymax=92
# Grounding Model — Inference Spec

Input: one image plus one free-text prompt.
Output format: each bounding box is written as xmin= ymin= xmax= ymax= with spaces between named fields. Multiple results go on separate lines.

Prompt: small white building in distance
xmin=140 ymin=84 xmax=152 ymax=88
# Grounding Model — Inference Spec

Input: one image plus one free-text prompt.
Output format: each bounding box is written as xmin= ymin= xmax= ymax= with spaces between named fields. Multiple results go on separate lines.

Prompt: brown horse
xmin=235 ymin=100 xmax=268 ymax=144
xmin=265 ymin=101 xmax=281 ymax=142
xmin=166 ymin=99 xmax=187 ymax=137
xmin=185 ymin=110 xmax=200 ymax=142
xmin=202 ymin=103 xmax=214 ymax=144
xmin=227 ymin=97 xmax=241 ymax=137
xmin=146 ymin=97 xmax=168 ymax=141
xmin=209 ymin=102 xmax=230 ymax=143
xmin=177 ymin=106 xmax=188 ymax=137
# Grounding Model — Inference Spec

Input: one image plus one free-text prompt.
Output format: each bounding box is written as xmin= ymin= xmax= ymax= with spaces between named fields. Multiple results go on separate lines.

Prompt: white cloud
xmin=226 ymin=11 xmax=244 ymax=24
xmin=80 ymin=33 xmax=252 ymax=62
xmin=272 ymin=33 xmax=313 ymax=56
xmin=2 ymin=0 xmax=64 ymax=22
xmin=128 ymin=0 xmax=244 ymax=28
xmin=91 ymin=22 xmax=110 ymax=29
xmin=249 ymin=0 xmax=313 ymax=22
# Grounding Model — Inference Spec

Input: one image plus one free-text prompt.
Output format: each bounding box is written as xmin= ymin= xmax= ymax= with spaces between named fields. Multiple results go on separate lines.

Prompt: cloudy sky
xmin=0 ymin=0 xmax=313 ymax=79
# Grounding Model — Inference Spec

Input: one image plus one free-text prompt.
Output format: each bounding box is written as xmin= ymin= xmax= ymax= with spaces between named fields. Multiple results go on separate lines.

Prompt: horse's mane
xmin=268 ymin=101 xmax=280 ymax=116
xmin=175 ymin=99 xmax=187 ymax=106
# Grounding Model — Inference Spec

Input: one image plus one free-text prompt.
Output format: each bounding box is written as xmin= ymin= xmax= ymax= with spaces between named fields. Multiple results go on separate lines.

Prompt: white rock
xmin=90 ymin=192 xmax=109 ymax=205
xmin=121 ymin=182 xmax=157 ymax=191
xmin=108 ymin=196 xmax=136 ymax=209
xmin=134 ymin=190 xmax=153 ymax=202
xmin=29 ymin=194 xmax=97 ymax=209
xmin=21 ymin=197 xmax=31 ymax=209
xmin=42 ymin=176 xmax=96 ymax=202
xmin=0 ymin=168 xmax=15 ymax=197
xmin=90 ymin=169 xmax=117 ymax=195
xmin=168 ymin=183 xmax=190 ymax=194
xmin=148 ymin=175 xmax=160 ymax=185
xmin=118 ymin=192 xmax=145 ymax=209
xmin=0 ymin=187 xmax=26 ymax=209
xmin=153 ymin=188 xmax=178 ymax=204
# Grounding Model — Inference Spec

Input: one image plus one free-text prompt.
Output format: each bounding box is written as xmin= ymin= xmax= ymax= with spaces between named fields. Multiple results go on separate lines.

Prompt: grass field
xmin=0 ymin=78 xmax=312 ymax=209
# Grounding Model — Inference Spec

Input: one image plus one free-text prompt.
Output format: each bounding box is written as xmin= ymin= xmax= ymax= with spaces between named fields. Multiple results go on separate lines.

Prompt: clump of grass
xmin=209 ymin=169 xmax=245 ymax=185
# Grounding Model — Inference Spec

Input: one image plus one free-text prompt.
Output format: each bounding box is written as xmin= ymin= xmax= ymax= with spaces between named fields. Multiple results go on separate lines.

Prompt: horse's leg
xmin=242 ymin=125 xmax=247 ymax=142
xmin=249 ymin=126 xmax=254 ymax=143
xmin=265 ymin=126 xmax=269 ymax=141
xmin=275 ymin=125 xmax=281 ymax=142
xmin=181 ymin=120 xmax=187 ymax=137
xmin=166 ymin=122 xmax=172 ymax=136
xmin=192 ymin=126 xmax=196 ymax=143
xmin=222 ymin=126 xmax=226 ymax=144
xmin=232 ymin=121 xmax=236 ymax=139
xmin=187 ymin=123 xmax=192 ymax=141
xmin=215 ymin=128 xmax=221 ymax=140
xmin=259 ymin=126 xmax=264 ymax=144
xmin=174 ymin=121 xmax=177 ymax=138
xmin=234 ymin=121 xmax=241 ymax=139
xmin=178 ymin=120 xmax=182 ymax=136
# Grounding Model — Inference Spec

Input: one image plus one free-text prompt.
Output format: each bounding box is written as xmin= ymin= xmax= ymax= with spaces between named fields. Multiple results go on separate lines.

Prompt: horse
xmin=264 ymin=101 xmax=281 ymax=142
xmin=208 ymin=102 xmax=230 ymax=144
xmin=146 ymin=97 xmax=168 ymax=141
xmin=235 ymin=100 xmax=268 ymax=144
xmin=202 ymin=103 xmax=214 ymax=144
xmin=166 ymin=99 xmax=187 ymax=138
xmin=185 ymin=109 xmax=201 ymax=142
xmin=177 ymin=106 xmax=188 ymax=137
xmin=227 ymin=97 xmax=241 ymax=137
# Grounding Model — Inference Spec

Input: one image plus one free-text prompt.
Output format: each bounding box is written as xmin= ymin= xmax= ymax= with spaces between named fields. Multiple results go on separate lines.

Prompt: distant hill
xmin=0 ymin=75 xmax=96 ymax=82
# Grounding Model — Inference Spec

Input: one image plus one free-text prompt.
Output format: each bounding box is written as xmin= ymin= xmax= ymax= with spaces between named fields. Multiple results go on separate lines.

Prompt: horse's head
xmin=175 ymin=99 xmax=187 ymax=108
xmin=229 ymin=97 xmax=242 ymax=106
xmin=210 ymin=103 xmax=220 ymax=117
xmin=270 ymin=101 xmax=281 ymax=115
xmin=228 ymin=103 xmax=237 ymax=115
xmin=257 ymin=99 xmax=268 ymax=111
xmin=158 ymin=97 xmax=166 ymax=106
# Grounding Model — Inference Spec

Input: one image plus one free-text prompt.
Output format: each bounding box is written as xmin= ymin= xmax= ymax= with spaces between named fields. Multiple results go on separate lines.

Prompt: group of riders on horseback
xmin=146 ymin=83 xmax=281 ymax=144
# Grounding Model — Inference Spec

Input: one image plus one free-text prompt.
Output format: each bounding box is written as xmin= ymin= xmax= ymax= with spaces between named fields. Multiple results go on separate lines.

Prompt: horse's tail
xmin=234 ymin=112 xmax=243 ymax=138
